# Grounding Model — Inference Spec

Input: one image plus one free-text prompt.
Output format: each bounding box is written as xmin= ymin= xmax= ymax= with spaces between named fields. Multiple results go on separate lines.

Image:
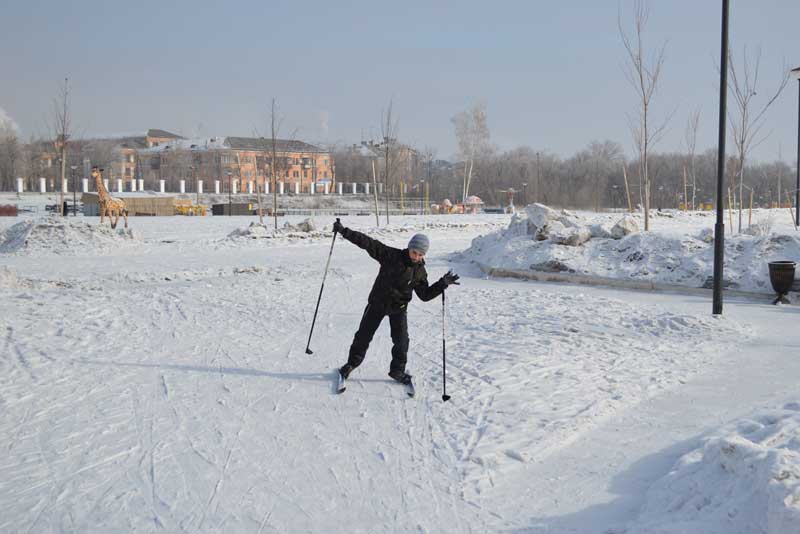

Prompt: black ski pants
xmin=347 ymin=303 xmax=409 ymax=373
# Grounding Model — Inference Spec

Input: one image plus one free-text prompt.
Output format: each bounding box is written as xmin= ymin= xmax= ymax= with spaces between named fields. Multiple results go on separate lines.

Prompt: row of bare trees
xmin=420 ymin=140 xmax=794 ymax=214
xmin=615 ymin=0 xmax=790 ymax=231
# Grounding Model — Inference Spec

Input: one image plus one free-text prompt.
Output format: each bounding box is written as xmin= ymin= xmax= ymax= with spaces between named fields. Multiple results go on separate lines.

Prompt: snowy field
xmin=1 ymin=210 xmax=799 ymax=533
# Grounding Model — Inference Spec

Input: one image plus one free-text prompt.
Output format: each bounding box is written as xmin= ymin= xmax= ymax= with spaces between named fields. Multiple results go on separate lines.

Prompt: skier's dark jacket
xmin=339 ymin=227 xmax=445 ymax=314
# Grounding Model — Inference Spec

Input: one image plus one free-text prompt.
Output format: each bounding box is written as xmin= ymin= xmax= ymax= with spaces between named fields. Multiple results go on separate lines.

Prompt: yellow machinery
xmin=174 ymin=200 xmax=207 ymax=216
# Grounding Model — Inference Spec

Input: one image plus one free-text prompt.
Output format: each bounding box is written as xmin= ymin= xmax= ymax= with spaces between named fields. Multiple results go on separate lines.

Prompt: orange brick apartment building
xmin=114 ymin=129 xmax=333 ymax=193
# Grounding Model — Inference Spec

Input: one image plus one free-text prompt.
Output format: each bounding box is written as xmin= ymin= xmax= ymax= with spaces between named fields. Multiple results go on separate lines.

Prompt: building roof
xmin=147 ymin=129 xmax=183 ymax=139
xmin=225 ymin=137 xmax=325 ymax=153
xmin=116 ymin=136 xmax=148 ymax=149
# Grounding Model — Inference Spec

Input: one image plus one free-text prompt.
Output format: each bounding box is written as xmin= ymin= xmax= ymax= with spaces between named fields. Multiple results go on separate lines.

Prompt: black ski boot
xmin=339 ymin=363 xmax=354 ymax=380
xmin=388 ymin=369 xmax=412 ymax=385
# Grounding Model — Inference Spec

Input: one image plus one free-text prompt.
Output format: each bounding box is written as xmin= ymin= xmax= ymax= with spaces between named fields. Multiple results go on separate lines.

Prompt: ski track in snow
xmin=0 ymin=214 xmax=767 ymax=532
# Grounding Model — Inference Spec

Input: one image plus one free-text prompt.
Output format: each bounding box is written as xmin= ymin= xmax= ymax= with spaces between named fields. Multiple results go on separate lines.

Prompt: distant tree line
xmin=2 ymin=126 xmax=795 ymax=212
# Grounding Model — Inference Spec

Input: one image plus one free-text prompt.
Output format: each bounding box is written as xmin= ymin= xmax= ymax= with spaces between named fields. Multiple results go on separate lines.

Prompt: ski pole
xmin=305 ymin=218 xmax=340 ymax=355
xmin=442 ymin=290 xmax=451 ymax=402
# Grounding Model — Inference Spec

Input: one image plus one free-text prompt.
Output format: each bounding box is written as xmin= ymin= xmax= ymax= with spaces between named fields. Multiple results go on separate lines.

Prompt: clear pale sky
xmin=1 ymin=0 xmax=797 ymax=162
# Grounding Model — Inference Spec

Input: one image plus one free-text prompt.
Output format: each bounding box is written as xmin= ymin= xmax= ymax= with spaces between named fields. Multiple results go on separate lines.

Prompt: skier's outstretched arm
xmin=414 ymin=269 xmax=460 ymax=302
xmin=333 ymin=221 xmax=390 ymax=263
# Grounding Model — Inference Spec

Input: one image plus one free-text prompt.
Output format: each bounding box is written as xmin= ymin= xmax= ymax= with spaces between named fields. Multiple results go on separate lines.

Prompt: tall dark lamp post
xmin=792 ymin=67 xmax=800 ymax=225
xmin=70 ymin=165 xmax=77 ymax=216
xmin=522 ymin=182 xmax=527 ymax=206
xmin=712 ymin=0 xmax=730 ymax=315
xmin=226 ymin=169 xmax=232 ymax=216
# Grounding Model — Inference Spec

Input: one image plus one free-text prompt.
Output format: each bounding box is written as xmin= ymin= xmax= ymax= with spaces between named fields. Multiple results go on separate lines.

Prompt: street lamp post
xmin=70 ymin=165 xmax=77 ymax=216
xmin=791 ymin=67 xmax=800 ymax=225
xmin=712 ymin=0 xmax=730 ymax=315
xmin=420 ymin=180 xmax=425 ymax=215
xmin=226 ymin=169 xmax=232 ymax=216
xmin=522 ymin=182 xmax=527 ymax=206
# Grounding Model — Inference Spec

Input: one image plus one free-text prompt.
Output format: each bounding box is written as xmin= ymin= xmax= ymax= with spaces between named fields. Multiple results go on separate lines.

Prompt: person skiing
xmin=332 ymin=220 xmax=460 ymax=386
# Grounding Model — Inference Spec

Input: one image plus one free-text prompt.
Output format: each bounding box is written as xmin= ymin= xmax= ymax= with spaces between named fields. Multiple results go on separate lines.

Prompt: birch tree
xmin=50 ymin=78 xmax=71 ymax=215
xmin=452 ymin=103 xmax=489 ymax=203
xmin=380 ymin=99 xmax=400 ymax=224
xmin=618 ymin=1 xmax=668 ymax=231
xmin=727 ymin=46 xmax=788 ymax=232
xmin=268 ymin=97 xmax=285 ymax=231
xmin=684 ymin=108 xmax=701 ymax=210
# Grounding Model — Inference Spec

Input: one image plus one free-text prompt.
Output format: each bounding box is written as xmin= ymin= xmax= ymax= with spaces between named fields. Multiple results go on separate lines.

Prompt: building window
xmin=293 ymin=171 xmax=299 ymax=178
xmin=324 ymin=159 xmax=329 ymax=166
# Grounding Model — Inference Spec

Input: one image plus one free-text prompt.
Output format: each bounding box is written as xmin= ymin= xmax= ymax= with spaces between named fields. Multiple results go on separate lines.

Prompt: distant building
xmin=342 ymin=140 xmax=421 ymax=195
xmin=110 ymin=129 xmax=332 ymax=193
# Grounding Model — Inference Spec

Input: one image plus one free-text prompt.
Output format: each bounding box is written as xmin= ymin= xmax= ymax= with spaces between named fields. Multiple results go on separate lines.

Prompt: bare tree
xmin=268 ymin=97 xmax=284 ymax=231
xmin=452 ymin=103 xmax=490 ymax=203
xmin=727 ymin=46 xmax=789 ymax=232
xmin=380 ymin=99 xmax=400 ymax=224
xmin=248 ymin=130 xmax=265 ymax=225
xmin=618 ymin=1 xmax=668 ymax=231
xmin=684 ymin=108 xmax=701 ymax=210
xmin=0 ymin=129 xmax=20 ymax=191
xmin=50 ymin=78 xmax=72 ymax=215
xmin=420 ymin=145 xmax=437 ymax=213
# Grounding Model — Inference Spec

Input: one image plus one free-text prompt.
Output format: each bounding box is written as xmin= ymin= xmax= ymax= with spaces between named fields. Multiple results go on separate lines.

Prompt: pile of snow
xmin=0 ymin=266 xmax=24 ymax=289
xmin=0 ymin=217 xmax=141 ymax=255
xmin=222 ymin=218 xmax=506 ymax=247
xmin=624 ymin=403 xmax=800 ymax=533
xmin=226 ymin=218 xmax=326 ymax=240
xmin=465 ymin=204 xmax=800 ymax=293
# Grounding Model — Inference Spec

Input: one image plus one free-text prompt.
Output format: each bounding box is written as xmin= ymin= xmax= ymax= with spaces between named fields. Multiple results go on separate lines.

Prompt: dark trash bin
xmin=768 ymin=261 xmax=796 ymax=304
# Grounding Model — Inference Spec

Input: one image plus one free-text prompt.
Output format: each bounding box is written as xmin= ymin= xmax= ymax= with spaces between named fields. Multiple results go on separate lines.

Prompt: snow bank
xmin=0 ymin=217 xmax=141 ymax=256
xmin=226 ymin=218 xmax=327 ymax=240
xmin=465 ymin=204 xmax=800 ymax=294
xmin=0 ymin=266 xmax=24 ymax=289
xmin=222 ymin=218 xmax=506 ymax=248
xmin=624 ymin=403 xmax=800 ymax=534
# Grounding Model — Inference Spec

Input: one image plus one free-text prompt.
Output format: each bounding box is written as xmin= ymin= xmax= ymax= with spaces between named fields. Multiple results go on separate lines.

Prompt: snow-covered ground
xmin=1 ymin=209 xmax=799 ymax=533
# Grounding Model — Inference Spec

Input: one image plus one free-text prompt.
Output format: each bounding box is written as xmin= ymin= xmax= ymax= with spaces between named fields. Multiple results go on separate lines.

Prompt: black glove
xmin=440 ymin=270 xmax=460 ymax=288
xmin=332 ymin=219 xmax=345 ymax=234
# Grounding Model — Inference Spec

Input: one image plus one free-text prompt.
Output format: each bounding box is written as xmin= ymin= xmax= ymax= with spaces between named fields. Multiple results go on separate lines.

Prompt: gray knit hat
xmin=408 ymin=233 xmax=430 ymax=254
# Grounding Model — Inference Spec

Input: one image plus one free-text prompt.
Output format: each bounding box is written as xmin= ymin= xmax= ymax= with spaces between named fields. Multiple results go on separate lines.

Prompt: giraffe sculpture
xmin=92 ymin=167 xmax=128 ymax=229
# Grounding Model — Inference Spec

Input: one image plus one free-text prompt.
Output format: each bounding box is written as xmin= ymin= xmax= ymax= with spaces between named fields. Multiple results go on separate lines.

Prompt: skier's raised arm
xmin=333 ymin=220 xmax=390 ymax=264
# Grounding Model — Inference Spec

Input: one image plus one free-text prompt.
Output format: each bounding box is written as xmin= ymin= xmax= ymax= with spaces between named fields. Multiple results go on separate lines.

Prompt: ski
xmin=337 ymin=371 xmax=414 ymax=397
xmin=405 ymin=378 xmax=415 ymax=398
xmin=336 ymin=370 xmax=347 ymax=394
